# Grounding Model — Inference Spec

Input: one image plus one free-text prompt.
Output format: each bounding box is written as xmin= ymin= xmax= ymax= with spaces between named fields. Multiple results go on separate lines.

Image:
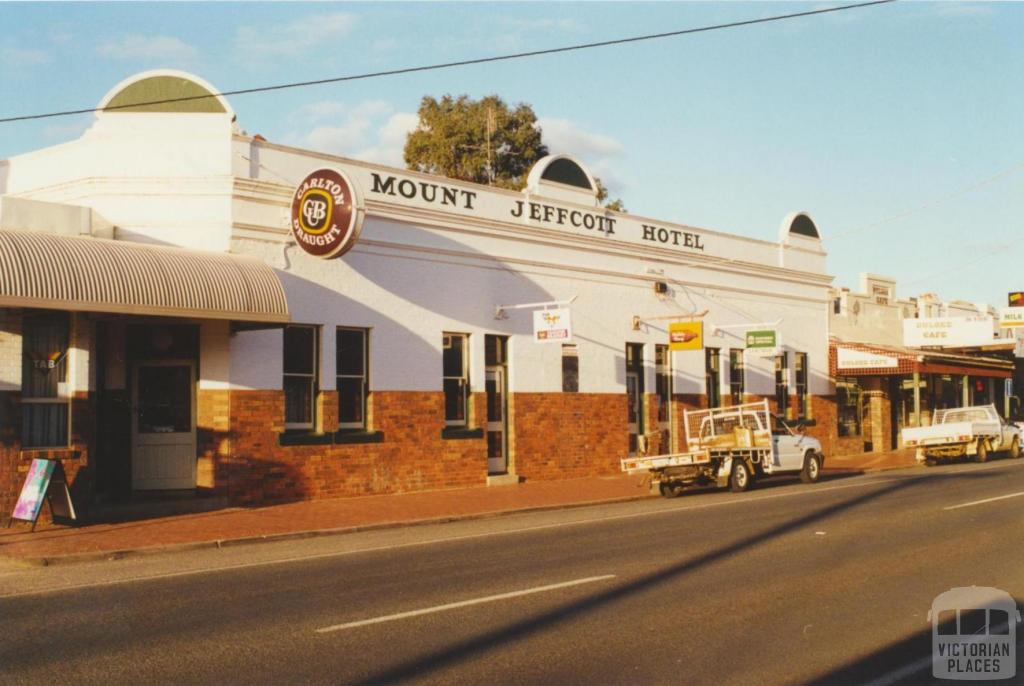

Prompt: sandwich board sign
xmin=9 ymin=458 xmax=76 ymax=531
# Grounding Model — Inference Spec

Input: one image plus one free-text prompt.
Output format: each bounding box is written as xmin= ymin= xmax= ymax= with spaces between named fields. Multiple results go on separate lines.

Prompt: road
xmin=1 ymin=460 xmax=1022 ymax=685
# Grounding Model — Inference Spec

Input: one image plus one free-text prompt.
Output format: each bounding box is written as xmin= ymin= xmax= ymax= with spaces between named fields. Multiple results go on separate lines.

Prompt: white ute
xmin=621 ymin=400 xmax=825 ymax=498
xmin=902 ymin=403 xmax=1022 ymax=465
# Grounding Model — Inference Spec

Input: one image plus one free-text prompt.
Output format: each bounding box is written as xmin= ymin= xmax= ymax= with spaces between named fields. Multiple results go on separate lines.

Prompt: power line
xmin=832 ymin=160 xmax=1024 ymax=241
xmin=0 ymin=0 xmax=896 ymax=125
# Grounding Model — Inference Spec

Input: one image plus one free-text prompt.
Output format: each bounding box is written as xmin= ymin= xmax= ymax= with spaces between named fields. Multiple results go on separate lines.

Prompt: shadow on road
xmin=352 ymin=475 xmax=933 ymax=684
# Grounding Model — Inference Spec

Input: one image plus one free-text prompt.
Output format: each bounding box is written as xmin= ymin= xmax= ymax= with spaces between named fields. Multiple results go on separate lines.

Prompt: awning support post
xmin=912 ymin=371 xmax=921 ymax=427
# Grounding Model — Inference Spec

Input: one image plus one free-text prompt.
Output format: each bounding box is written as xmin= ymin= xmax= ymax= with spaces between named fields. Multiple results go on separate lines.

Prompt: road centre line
xmin=943 ymin=490 xmax=1024 ymax=511
xmin=315 ymin=575 xmax=616 ymax=634
xmin=3 ymin=461 xmax=1020 ymax=598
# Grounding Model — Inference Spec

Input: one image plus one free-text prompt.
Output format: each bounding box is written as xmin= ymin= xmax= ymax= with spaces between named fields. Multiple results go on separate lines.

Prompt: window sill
xmin=333 ymin=430 xmax=384 ymax=445
xmin=278 ymin=432 xmax=334 ymax=447
xmin=441 ymin=427 xmax=484 ymax=440
xmin=20 ymin=448 xmax=81 ymax=460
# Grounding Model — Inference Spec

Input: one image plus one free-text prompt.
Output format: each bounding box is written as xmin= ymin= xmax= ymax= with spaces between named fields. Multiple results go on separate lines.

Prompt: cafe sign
xmin=290 ymin=168 xmax=365 ymax=258
xmin=903 ymin=316 xmax=995 ymax=347
xmin=836 ymin=347 xmax=898 ymax=370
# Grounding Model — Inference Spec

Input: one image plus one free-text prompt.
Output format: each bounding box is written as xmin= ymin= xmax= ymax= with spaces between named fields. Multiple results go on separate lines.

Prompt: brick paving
xmin=0 ymin=449 xmax=919 ymax=565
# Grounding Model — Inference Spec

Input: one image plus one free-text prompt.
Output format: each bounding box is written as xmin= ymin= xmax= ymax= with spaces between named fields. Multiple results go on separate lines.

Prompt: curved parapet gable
xmin=779 ymin=211 xmax=822 ymax=242
xmin=98 ymin=70 xmax=233 ymax=116
xmin=525 ymin=154 xmax=600 ymax=206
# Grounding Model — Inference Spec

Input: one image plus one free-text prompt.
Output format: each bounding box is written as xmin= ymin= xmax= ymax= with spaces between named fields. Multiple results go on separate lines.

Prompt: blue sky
xmin=2 ymin=1 xmax=1021 ymax=308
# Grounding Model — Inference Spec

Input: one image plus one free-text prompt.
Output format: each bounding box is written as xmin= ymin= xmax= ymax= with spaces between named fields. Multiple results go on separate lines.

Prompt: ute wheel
xmin=974 ymin=441 xmax=989 ymax=463
xmin=730 ymin=461 xmax=752 ymax=493
xmin=1009 ymin=438 xmax=1021 ymax=460
xmin=659 ymin=482 xmax=684 ymax=498
xmin=924 ymin=457 xmax=938 ymax=467
xmin=801 ymin=452 xmax=821 ymax=484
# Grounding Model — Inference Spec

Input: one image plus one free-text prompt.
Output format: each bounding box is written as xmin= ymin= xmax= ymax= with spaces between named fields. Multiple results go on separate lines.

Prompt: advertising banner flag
xmin=745 ymin=330 xmax=777 ymax=349
xmin=533 ymin=308 xmax=572 ymax=343
xmin=669 ymin=321 xmax=703 ymax=351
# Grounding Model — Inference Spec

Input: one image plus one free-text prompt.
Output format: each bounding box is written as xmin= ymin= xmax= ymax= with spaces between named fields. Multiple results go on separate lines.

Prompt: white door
xmin=132 ymin=362 xmax=197 ymax=490
xmin=627 ymin=371 xmax=641 ymax=455
xmin=486 ymin=367 xmax=507 ymax=474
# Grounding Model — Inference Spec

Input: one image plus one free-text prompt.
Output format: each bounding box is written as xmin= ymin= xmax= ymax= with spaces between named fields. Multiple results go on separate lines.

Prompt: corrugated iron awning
xmin=0 ymin=230 xmax=289 ymax=322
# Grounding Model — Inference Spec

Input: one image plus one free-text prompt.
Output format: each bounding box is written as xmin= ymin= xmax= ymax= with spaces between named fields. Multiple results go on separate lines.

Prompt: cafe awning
xmin=831 ymin=339 xmax=1013 ymax=379
xmin=0 ymin=230 xmax=289 ymax=323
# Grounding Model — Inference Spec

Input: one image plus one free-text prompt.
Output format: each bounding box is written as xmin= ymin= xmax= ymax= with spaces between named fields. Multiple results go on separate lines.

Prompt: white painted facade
xmin=0 ymin=71 xmax=834 ymax=407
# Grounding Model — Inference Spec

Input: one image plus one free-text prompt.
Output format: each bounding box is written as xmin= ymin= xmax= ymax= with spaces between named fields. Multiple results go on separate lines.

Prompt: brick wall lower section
xmin=223 ymin=390 xmax=487 ymax=505
xmin=197 ymin=389 xmax=231 ymax=491
xmin=0 ymin=390 xmax=94 ymax=524
xmin=510 ymin=392 xmax=627 ymax=480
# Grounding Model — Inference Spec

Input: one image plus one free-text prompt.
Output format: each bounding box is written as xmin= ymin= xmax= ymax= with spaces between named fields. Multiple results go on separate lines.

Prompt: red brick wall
xmin=1 ymin=391 xmax=94 ymax=524
xmin=510 ymin=392 xmax=627 ymax=480
xmin=221 ymin=390 xmax=488 ymax=505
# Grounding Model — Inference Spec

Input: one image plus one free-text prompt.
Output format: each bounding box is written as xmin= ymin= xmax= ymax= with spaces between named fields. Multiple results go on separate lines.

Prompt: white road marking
xmin=315 ymin=575 xmax=616 ymax=634
xmin=943 ymin=490 xmax=1024 ymax=511
xmin=2 ymin=460 xmax=1021 ymax=598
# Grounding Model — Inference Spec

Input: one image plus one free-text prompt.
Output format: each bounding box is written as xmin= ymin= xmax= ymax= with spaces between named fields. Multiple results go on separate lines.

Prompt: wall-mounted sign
xmin=836 ymin=347 xmax=898 ymax=370
xmin=1000 ymin=307 xmax=1024 ymax=328
xmin=290 ymin=168 xmax=364 ymax=258
xmin=903 ymin=316 xmax=995 ymax=347
xmin=668 ymin=321 xmax=703 ymax=351
xmin=745 ymin=330 xmax=777 ymax=349
xmin=1009 ymin=292 xmax=1024 ymax=307
xmin=533 ymin=308 xmax=572 ymax=343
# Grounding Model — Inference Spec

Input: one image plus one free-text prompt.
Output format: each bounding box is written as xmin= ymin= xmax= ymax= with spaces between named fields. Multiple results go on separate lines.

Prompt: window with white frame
xmin=336 ymin=327 xmax=368 ymax=429
xmin=443 ymin=333 xmax=469 ymax=426
xmin=284 ymin=325 xmax=318 ymax=430
xmin=21 ymin=312 xmax=70 ymax=448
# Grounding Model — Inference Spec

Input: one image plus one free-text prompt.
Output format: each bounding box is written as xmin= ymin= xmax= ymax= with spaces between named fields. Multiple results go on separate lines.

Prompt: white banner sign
xmin=533 ymin=308 xmax=572 ymax=343
xmin=1000 ymin=307 xmax=1024 ymax=328
xmin=902 ymin=316 xmax=995 ymax=347
xmin=837 ymin=347 xmax=899 ymax=370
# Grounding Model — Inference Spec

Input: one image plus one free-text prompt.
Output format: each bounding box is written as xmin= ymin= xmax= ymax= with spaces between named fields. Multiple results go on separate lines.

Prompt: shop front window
xmin=284 ymin=325 xmax=318 ymax=430
xmin=21 ymin=312 xmax=70 ymax=448
xmin=837 ymin=377 xmax=862 ymax=437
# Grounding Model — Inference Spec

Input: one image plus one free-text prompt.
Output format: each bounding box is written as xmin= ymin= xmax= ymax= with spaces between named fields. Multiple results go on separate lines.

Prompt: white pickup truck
xmin=901 ymin=404 xmax=1021 ymax=465
xmin=621 ymin=400 xmax=825 ymax=497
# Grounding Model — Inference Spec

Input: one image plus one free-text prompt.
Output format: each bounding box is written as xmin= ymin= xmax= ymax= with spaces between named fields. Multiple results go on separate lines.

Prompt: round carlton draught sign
xmin=290 ymin=168 xmax=364 ymax=258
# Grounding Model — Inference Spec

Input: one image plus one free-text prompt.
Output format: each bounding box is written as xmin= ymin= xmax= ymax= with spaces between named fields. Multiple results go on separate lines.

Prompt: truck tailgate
xmin=621 ymin=451 xmax=709 ymax=472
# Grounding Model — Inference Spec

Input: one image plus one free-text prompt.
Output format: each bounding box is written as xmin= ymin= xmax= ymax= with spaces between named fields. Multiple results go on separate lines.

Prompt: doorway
xmin=132 ymin=361 xmax=196 ymax=490
xmin=485 ymin=335 xmax=510 ymax=475
xmin=626 ymin=343 xmax=645 ymax=455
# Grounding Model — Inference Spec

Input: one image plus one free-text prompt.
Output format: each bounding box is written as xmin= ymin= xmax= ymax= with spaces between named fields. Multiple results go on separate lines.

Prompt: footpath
xmin=0 ymin=449 xmax=917 ymax=566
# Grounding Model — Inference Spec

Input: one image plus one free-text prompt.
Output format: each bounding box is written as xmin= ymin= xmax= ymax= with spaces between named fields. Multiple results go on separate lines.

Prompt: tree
xmin=404 ymin=94 xmax=626 ymax=211
xmin=595 ymin=177 xmax=626 ymax=213
xmin=404 ymin=94 xmax=547 ymax=191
